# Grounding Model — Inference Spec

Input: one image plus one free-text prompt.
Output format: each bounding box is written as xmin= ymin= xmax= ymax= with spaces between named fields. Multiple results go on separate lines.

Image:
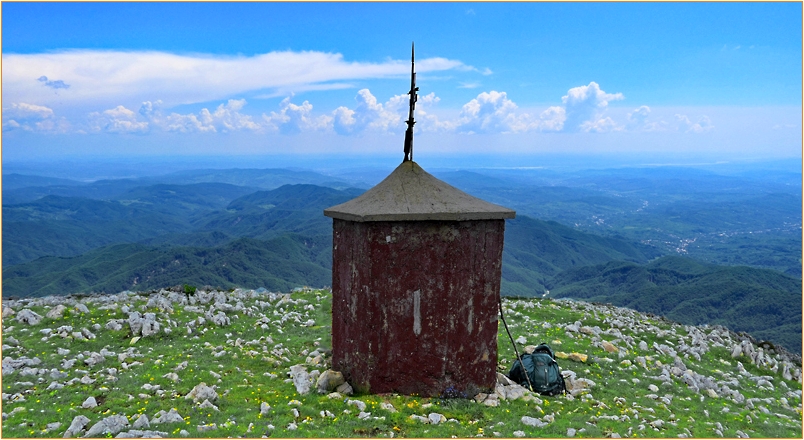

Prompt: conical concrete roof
xmin=324 ymin=161 xmax=516 ymax=222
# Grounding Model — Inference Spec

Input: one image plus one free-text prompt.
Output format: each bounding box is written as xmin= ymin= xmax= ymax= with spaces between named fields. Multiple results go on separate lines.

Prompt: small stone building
xmin=324 ymin=160 xmax=515 ymax=397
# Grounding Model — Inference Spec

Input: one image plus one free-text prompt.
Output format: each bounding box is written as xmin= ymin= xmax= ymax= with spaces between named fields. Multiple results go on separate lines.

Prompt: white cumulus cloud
xmin=562 ymin=81 xmax=624 ymax=132
xmin=88 ymin=105 xmax=149 ymax=133
xmin=538 ymin=106 xmax=566 ymax=132
xmin=199 ymin=99 xmax=261 ymax=133
xmin=456 ymin=91 xmax=536 ymax=134
xmin=675 ymin=114 xmax=714 ymax=133
xmin=626 ymin=105 xmax=668 ymax=132
xmin=2 ymin=102 xmax=70 ymax=132
xmin=332 ymin=89 xmax=405 ymax=135
xmin=264 ymin=97 xmax=331 ymax=134
xmin=87 ymin=99 xmax=261 ymax=134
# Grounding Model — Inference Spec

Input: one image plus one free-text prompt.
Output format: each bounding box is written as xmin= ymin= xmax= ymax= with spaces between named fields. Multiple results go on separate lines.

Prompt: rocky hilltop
xmin=1 ymin=287 xmax=802 ymax=438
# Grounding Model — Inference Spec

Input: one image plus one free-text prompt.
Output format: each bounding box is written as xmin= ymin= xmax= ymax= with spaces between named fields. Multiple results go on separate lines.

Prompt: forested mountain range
xmin=2 ymin=162 xmax=800 ymax=351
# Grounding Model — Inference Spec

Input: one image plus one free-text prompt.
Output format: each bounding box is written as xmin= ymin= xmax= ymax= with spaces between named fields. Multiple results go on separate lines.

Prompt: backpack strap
xmin=533 ymin=343 xmax=555 ymax=359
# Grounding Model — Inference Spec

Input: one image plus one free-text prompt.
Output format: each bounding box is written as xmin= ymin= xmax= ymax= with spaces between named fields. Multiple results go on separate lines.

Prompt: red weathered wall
xmin=331 ymin=219 xmax=505 ymax=397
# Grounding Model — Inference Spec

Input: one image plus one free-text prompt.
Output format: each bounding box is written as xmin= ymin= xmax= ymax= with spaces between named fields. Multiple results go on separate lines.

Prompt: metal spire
xmin=403 ymin=42 xmax=418 ymax=162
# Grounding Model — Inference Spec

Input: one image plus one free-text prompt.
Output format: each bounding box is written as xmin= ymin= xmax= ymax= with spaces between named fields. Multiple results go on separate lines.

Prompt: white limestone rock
xmin=151 ymin=408 xmax=183 ymax=424
xmin=316 ymin=369 xmax=345 ymax=393
xmin=83 ymin=414 xmax=130 ymax=438
xmin=185 ymin=382 xmax=218 ymax=403
xmin=16 ymin=309 xmax=43 ymax=326
xmin=260 ymin=402 xmax=271 ymax=416
xmin=81 ymin=396 xmax=97 ymax=409
xmin=198 ymin=399 xmax=219 ymax=411
xmin=288 ymin=365 xmax=312 ymax=395
xmin=131 ymin=414 xmax=150 ymax=429
xmin=46 ymin=305 xmax=67 ymax=320
xmin=63 ymin=415 xmax=91 ymax=438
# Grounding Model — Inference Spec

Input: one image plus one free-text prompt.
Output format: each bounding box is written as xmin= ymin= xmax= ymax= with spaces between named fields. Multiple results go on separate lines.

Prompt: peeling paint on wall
xmin=331 ymin=219 xmax=506 ymax=396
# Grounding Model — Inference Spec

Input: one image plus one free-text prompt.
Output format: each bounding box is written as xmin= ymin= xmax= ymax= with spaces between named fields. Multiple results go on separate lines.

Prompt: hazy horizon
xmin=3 ymin=152 xmax=800 ymax=185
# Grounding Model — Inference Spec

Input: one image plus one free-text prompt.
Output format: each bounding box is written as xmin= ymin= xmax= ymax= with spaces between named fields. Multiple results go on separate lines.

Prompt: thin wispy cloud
xmin=2 ymin=50 xmax=474 ymax=109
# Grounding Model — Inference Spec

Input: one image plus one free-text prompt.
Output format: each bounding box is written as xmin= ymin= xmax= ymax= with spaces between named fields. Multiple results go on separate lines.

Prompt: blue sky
xmin=2 ymin=2 xmax=801 ymax=164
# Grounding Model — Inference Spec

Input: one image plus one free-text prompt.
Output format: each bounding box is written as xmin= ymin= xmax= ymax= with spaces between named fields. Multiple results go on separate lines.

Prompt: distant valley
xmin=2 ymin=161 xmax=801 ymax=352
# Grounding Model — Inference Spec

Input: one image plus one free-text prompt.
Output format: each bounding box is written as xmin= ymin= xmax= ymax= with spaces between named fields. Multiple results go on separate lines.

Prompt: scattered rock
xmin=84 ymin=414 xmax=130 ymax=438
xmin=409 ymin=415 xmax=429 ymax=424
xmin=151 ymin=408 xmax=183 ymax=424
xmin=63 ymin=415 xmax=91 ymax=438
xmin=16 ymin=309 xmax=42 ymax=326
xmin=198 ymin=399 xmax=219 ymax=411
xmin=46 ymin=305 xmax=67 ymax=320
xmin=132 ymin=414 xmax=149 ymax=429
xmin=185 ymin=382 xmax=218 ymax=403
xmin=81 ymin=396 xmax=97 ymax=409
xmin=141 ymin=313 xmax=160 ymax=337
xmin=428 ymin=413 xmax=446 ymax=425
xmin=483 ymin=394 xmax=499 ymax=407
xmin=602 ymin=341 xmax=619 ymax=353
xmin=569 ymin=353 xmax=589 ymax=363
xmin=45 ymin=422 xmax=62 ymax=433
xmin=197 ymin=423 xmax=218 ymax=433
xmin=115 ymin=429 xmax=169 ymax=438
xmin=4 ymin=336 xmax=20 ymax=347
xmin=2 ymin=306 xmax=15 ymax=318
xmin=336 ymin=382 xmax=353 ymax=395
xmin=521 ymin=416 xmax=548 ymax=428
xmin=347 ymin=399 xmax=367 ymax=412
xmin=288 ymin=365 xmax=312 ymax=395
xmin=316 ymin=369 xmax=345 ymax=393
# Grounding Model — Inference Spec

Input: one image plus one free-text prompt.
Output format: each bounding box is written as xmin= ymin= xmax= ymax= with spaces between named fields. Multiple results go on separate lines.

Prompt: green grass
xmin=2 ymin=289 xmax=801 ymax=438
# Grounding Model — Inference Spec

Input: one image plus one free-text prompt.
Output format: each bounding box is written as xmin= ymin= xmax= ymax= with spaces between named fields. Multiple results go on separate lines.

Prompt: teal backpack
xmin=508 ymin=343 xmax=566 ymax=396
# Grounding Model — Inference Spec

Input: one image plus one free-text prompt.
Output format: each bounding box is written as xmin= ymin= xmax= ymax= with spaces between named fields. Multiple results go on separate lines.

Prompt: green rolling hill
xmin=197 ymin=184 xmax=364 ymax=239
xmin=501 ymin=216 xmax=663 ymax=296
xmin=2 ymin=175 xmax=800 ymax=354
xmin=2 ymin=234 xmax=331 ymax=298
xmin=2 ymin=195 xmax=192 ymax=266
xmin=548 ymin=255 xmax=802 ymax=352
